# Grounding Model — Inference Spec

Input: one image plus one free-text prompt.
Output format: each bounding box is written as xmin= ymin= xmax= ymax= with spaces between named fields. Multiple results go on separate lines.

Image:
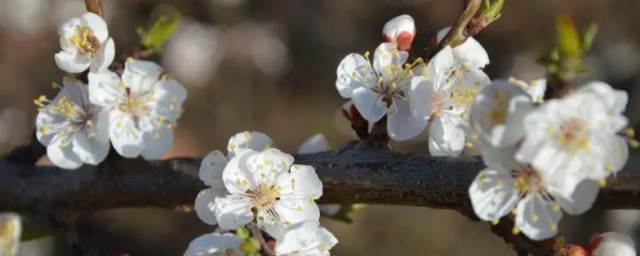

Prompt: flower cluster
xmin=35 ymin=12 xmax=187 ymax=169
xmin=187 ymin=131 xmax=338 ymax=255
xmin=468 ymin=79 xmax=633 ymax=240
xmin=336 ymin=14 xmax=491 ymax=156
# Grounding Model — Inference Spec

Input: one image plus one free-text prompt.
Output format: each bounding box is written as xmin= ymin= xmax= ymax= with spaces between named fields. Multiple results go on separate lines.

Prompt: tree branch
xmin=84 ymin=0 xmax=103 ymax=16
xmin=427 ymin=0 xmax=483 ymax=60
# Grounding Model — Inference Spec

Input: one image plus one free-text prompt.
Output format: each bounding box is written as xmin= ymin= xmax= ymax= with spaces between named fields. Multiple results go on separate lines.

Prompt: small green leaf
xmin=556 ymin=15 xmax=582 ymax=58
xmin=480 ymin=0 xmax=505 ymax=24
xmin=138 ymin=13 xmax=181 ymax=50
xmin=240 ymin=238 xmax=261 ymax=254
xmin=236 ymin=227 xmax=251 ymax=240
xmin=581 ymin=23 xmax=599 ymax=53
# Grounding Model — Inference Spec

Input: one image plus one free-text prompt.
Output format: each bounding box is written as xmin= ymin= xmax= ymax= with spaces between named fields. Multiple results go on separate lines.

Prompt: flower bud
xmin=589 ymin=232 xmax=636 ymax=256
xmin=382 ymin=15 xmax=416 ymax=51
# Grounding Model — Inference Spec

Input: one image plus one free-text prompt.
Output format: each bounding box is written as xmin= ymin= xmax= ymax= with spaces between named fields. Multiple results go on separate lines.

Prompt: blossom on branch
xmin=409 ymin=46 xmax=490 ymax=156
xmin=214 ymin=148 xmax=322 ymax=239
xmin=195 ymin=131 xmax=273 ymax=225
xmin=55 ymin=12 xmax=115 ymax=73
xmin=87 ymin=59 xmax=187 ymax=159
xmin=517 ymin=82 xmax=629 ymax=188
xmin=469 ymin=146 xmax=599 ymax=240
xmin=382 ymin=15 xmax=416 ymax=51
xmin=35 ymin=77 xmax=110 ymax=169
xmin=275 ymin=220 xmax=338 ymax=256
xmin=336 ymin=43 xmax=427 ymax=141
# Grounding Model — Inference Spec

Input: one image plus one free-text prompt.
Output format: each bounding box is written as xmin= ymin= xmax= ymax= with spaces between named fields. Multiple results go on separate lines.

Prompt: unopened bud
xmin=589 ymin=232 xmax=636 ymax=256
xmin=382 ymin=14 xmax=416 ymax=51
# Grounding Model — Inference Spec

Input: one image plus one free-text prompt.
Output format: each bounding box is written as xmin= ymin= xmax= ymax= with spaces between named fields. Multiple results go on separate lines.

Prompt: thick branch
xmin=1 ymin=143 xmax=640 ymax=214
xmin=84 ymin=0 xmax=103 ymax=16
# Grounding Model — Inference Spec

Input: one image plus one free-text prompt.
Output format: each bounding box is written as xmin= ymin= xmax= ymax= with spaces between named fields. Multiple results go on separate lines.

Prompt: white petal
xmin=408 ymin=76 xmax=434 ymax=120
xmin=387 ymin=99 xmax=428 ymax=141
xmin=90 ymin=37 xmax=115 ymax=72
xmin=514 ymin=194 xmax=562 ymax=241
xmin=71 ymin=131 xmax=109 ymax=166
xmin=548 ymin=179 xmax=598 ymax=215
xmin=268 ymin=200 xmax=320 ymax=236
xmin=275 ymin=220 xmax=338 ymax=256
xmin=284 ymin=164 xmax=323 ymax=199
xmin=481 ymin=145 xmax=520 ymax=171
xmin=109 ymin=110 xmax=143 ymax=158
xmin=591 ymin=232 xmax=636 ymax=256
xmin=470 ymin=79 xmax=534 ymax=148
xmin=214 ymin=195 xmax=254 ymax=230
xmin=35 ymin=112 xmax=64 ymax=146
xmin=373 ymin=42 xmax=408 ymax=74
xmin=428 ymin=46 xmax=455 ymax=80
xmin=55 ymin=51 xmax=91 ymax=73
xmin=351 ymin=87 xmax=386 ymax=122
xmin=47 ymin=144 xmax=83 ymax=169
xmin=0 ymin=213 xmax=21 ymax=256
xmin=298 ymin=134 xmax=330 ymax=154
xmin=335 ymin=53 xmax=374 ymax=98
xmin=194 ymin=187 xmax=227 ymax=225
xmin=88 ymin=70 xmax=122 ymax=107
xmin=222 ymin=150 xmax=258 ymax=194
xmin=122 ymin=59 xmax=163 ymax=94
xmin=199 ymin=150 xmax=229 ymax=186
xmin=227 ymin=131 xmax=273 ymax=158
xmin=80 ymin=12 xmax=108 ymax=42
xmin=603 ymin=135 xmax=629 ymax=175
xmin=140 ymin=127 xmax=173 ymax=160
xmin=468 ymin=168 xmax=519 ymax=221
xmin=183 ymin=233 xmax=242 ymax=256
xmin=428 ymin=117 xmax=466 ymax=156
xmin=246 ymin=148 xmax=294 ymax=175
xmin=437 ymin=27 xmax=489 ymax=68
xmin=148 ymin=79 xmax=188 ymax=121
xmin=382 ymin=14 xmax=415 ymax=43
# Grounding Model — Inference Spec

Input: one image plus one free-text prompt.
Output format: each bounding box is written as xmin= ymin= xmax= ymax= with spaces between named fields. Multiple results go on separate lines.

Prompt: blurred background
xmin=1 ymin=0 xmax=640 ymax=255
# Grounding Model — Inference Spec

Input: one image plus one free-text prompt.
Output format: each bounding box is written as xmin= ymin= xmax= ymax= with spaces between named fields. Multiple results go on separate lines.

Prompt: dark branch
xmin=1 ymin=143 xmax=639 ymax=214
xmin=84 ymin=0 xmax=103 ymax=16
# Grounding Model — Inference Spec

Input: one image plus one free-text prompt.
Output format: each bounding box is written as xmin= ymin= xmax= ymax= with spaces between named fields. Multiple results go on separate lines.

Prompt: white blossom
xmin=214 ymin=148 xmax=322 ymax=239
xmin=409 ymin=46 xmax=490 ymax=156
xmin=195 ymin=131 xmax=273 ymax=225
xmin=469 ymin=79 xmax=534 ymax=148
xmin=183 ymin=232 xmax=242 ymax=256
xmin=590 ymin=232 xmax=636 ymax=256
xmin=516 ymin=84 xmax=628 ymax=188
xmin=437 ymin=27 xmax=489 ymax=69
xmin=509 ymin=77 xmax=547 ymax=103
xmin=87 ymin=59 xmax=187 ymax=159
xmin=336 ymin=42 xmax=427 ymax=141
xmin=382 ymin=14 xmax=415 ymax=51
xmin=35 ymin=77 xmax=110 ymax=169
xmin=55 ymin=12 xmax=115 ymax=73
xmin=275 ymin=220 xmax=338 ymax=256
xmin=469 ymin=146 xmax=599 ymax=240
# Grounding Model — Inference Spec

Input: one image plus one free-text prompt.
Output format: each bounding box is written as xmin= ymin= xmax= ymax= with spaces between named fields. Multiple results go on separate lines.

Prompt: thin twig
xmin=426 ymin=0 xmax=483 ymax=60
xmin=84 ymin=0 xmax=103 ymax=16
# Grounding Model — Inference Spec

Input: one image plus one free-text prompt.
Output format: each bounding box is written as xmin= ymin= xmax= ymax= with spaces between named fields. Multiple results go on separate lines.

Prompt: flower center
xmin=69 ymin=26 xmax=100 ymax=56
xmin=513 ymin=166 xmax=543 ymax=195
xmin=118 ymin=88 xmax=149 ymax=117
xmin=0 ymin=218 xmax=17 ymax=252
xmin=246 ymin=183 xmax=280 ymax=211
xmin=556 ymin=117 xmax=589 ymax=153
xmin=490 ymin=90 xmax=509 ymax=125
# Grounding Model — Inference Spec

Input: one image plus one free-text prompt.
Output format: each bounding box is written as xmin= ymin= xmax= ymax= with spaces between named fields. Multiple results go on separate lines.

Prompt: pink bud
xmin=589 ymin=232 xmax=636 ymax=256
xmin=382 ymin=14 xmax=416 ymax=51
